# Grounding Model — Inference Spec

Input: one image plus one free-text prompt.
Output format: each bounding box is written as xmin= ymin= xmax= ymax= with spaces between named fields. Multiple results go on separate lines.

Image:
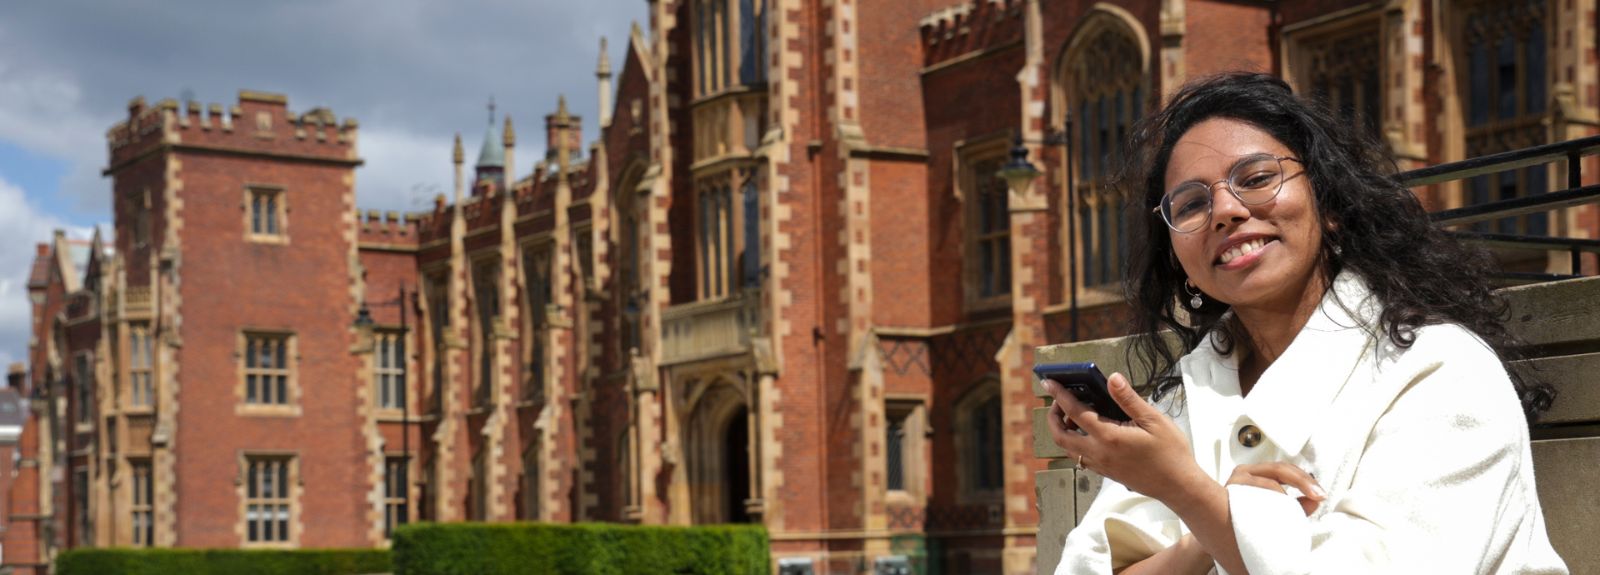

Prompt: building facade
xmin=8 ymin=0 xmax=1598 ymax=573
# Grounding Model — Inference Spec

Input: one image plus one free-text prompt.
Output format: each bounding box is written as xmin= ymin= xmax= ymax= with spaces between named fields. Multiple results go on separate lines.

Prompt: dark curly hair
xmin=1119 ymin=72 xmax=1554 ymax=422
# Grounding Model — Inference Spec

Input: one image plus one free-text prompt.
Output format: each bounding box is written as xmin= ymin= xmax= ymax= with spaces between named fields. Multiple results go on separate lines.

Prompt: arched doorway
xmin=723 ymin=405 xmax=751 ymax=524
xmin=686 ymin=381 xmax=753 ymax=524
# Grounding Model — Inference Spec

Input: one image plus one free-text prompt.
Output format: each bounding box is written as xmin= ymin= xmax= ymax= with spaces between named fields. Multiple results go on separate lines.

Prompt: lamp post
xmin=354 ymin=283 xmax=411 ymax=531
xmin=996 ymin=130 xmax=1079 ymax=342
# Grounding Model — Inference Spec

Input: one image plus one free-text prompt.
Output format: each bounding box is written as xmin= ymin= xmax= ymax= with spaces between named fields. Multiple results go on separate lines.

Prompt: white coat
xmin=1055 ymin=273 xmax=1568 ymax=574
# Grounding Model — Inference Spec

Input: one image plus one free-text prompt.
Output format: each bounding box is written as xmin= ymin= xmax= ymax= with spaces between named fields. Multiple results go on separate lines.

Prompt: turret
xmin=545 ymin=95 xmax=583 ymax=164
xmin=475 ymin=98 xmax=506 ymax=190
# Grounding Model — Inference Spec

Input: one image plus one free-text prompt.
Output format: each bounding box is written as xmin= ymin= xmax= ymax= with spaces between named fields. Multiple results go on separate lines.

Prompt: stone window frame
xmin=73 ymin=466 xmax=92 ymax=547
xmin=383 ymin=454 xmax=410 ymax=538
xmin=953 ymin=378 xmax=1005 ymax=505
xmin=1282 ymin=8 xmax=1386 ymax=141
xmin=238 ymin=451 xmax=300 ymax=548
xmin=694 ymin=172 xmax=739 ymax=302
xmin=1054 ymin=10 xmax=1149 ymax=298
xmin=692 ymin=0 xmax=768 ymax=100
xmin=421 ymin=267 xmax=450 ymax=416
xmin=1452 ymin=0 xmax=1556 ymax=239
xmin=72 ymin=350 xmax=94 ymax=428
xmin=373 ymin=328 xmax=407 ymax=413
xmin=519 ymin=240 xmax=554 ymax=405
xmin=469 ymin=254 xmax=502 ymax=411
xmin=956 ymin=133 xmax=1014 ymax=313
xmin=243 ymin=184 xmax=289 ymax=244
xmin=127 ymin=322 xmax=155 ymax=411
xmin=884 ymin=396 xmax=929 ymax=504
xmin=130 ymin=458 xmax=154 ymax=547
xmin=235 ymin=330 xmax=301 ymax=416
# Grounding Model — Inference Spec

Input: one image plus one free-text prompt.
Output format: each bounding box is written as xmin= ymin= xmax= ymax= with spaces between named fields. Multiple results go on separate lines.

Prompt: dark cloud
xmin=0 ymin=0 xmax=648 ymax=213
xmin=0 ymin=0 xmax=649 ymax=369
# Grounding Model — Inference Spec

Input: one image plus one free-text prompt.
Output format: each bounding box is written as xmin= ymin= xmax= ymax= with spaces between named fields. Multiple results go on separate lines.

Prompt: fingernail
xmin=1110 ymin=377 xmax=1125 ymax=390
xmin=1311 ymin=485 xmax=1328 ymax=499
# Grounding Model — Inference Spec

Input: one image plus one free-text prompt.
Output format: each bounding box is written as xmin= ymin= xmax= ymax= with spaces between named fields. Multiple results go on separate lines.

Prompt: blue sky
xmin=0 ymin=0 xmax=651 ymax=370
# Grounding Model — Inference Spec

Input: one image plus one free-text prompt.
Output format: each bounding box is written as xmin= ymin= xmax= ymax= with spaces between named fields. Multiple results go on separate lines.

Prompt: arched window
xmin=954 ymin=380 xmax=1004 ymax=502
xmin=1060 ymin=16 xmax=1147 ymax=291
xmin=1459 ymin=0 xmax=1551 ymax=236
xmin=1293 ymin=19 xmax=1383 ymax=139
xmin=522 ymin=245 xmax=552 ymax=402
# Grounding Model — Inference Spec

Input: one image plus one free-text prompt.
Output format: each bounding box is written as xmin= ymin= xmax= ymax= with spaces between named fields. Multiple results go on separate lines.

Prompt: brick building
xmin=8 ymin=0 xmax=1598 ymax=573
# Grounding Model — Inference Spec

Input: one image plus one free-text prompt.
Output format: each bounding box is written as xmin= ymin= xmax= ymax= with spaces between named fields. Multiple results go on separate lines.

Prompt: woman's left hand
xmin=1043 ymin=373 xmax=1212 ymax=502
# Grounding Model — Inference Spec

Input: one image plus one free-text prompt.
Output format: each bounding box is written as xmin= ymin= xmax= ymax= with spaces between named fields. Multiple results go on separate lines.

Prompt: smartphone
xmin=1033 ymin=362 xmax=1131 ymax=422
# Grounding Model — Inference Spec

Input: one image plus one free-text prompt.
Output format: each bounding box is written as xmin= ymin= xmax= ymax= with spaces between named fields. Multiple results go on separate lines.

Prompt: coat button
xmin=1238 ymin=424 xmax=1263 ymax=448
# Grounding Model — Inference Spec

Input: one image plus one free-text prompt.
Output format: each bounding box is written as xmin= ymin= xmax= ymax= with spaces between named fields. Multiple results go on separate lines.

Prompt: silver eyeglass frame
xmin=1151 ymin=154 xmax=1303 ymax=233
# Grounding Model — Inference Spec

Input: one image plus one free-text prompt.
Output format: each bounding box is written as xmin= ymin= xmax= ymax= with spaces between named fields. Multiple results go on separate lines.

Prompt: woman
xmin=1044 ymin=73 xmax=1567 ymax=574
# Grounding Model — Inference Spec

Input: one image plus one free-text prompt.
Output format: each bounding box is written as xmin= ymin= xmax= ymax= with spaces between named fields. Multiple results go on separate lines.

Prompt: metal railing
xmin=1400 ymin=135 xmax=1600 ymax=283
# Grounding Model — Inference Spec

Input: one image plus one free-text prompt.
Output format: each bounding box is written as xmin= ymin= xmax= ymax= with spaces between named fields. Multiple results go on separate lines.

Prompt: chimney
xmin=6 ymin=363 xmax=23 ymax=389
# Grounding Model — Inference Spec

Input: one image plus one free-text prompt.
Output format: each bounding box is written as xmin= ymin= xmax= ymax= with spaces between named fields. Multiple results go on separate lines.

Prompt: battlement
xmin=357 ymin=209 xmax=421 ymax=247
xmin=918 ymin=0 xmax=1020 ymax=46
xmin=107 ymin=90 xmax=361 ymax=171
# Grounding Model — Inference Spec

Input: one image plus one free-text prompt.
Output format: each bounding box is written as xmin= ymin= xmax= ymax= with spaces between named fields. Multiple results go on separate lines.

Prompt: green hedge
xmin=55 ymin=548 xmax=391 ymax=575
xmin=392 ymin=522 xmax=770 ymax=575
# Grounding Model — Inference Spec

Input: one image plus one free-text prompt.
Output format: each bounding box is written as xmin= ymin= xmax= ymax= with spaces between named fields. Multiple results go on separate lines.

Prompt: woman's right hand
xmin=1226 ymin=462 xmax=1326 ymax=516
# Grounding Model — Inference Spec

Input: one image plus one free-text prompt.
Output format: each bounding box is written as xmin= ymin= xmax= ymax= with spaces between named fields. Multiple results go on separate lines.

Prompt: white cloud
xmin=0 ymin=175 xmax=92 ymax=371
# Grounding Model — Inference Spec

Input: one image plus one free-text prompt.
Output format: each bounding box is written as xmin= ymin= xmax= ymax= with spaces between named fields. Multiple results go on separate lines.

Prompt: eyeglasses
xmin=1152 ymin=154 xmax=1302 ymax=233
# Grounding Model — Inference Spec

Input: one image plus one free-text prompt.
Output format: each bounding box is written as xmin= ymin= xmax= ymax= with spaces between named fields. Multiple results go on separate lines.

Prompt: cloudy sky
xmin=0 ymin=0 xmax=650 ymax=370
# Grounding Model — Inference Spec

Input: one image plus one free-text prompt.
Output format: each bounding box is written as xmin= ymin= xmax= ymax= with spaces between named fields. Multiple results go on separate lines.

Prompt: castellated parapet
xmin=106 ymin=90 xmax=361 ymax=172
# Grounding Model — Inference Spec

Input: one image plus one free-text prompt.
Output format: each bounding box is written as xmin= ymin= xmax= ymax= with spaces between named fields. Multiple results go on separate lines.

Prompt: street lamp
xmin=996 ymin=131 xmax=1081 ymax=343
xmin=998 ymin=134 xmax=1042 ymax=196
xmin=354 ymin=284 xmax=412 ymax=532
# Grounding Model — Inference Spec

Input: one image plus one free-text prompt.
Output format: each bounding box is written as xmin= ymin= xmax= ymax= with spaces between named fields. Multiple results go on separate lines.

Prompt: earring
xmin=1184 ymin=281 xmax=1204 ymax=310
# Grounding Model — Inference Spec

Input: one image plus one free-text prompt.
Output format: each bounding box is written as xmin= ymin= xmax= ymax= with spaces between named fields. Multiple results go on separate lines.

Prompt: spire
xmin=596 ymin=37 xmax=612 ymax=77
xmin=476 ymin=96 xmax=505 ymax=170
xmin=597 ymin=37 xmax=614 ymax=128
xmin=452 ymin=133 xmax=463 ymax=165
xmin=503 ymin=115 xmax=516 ymax=148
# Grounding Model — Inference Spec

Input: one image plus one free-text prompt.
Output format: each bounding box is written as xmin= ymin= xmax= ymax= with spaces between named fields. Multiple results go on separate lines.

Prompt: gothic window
xmin=375 ymin=330 xmax=405 ymax=410
xmin=1063 ymin=22 xmax=1144 ymax=290
xmin=1460 ymin=0 xmax=1552 ymax=236
xmin=695 ymin=0 xmax=768 ymax=97
xmin=131 ymin=459 xmax=153 ymax=546
xmin=74 ymin=353 xmax=92 ymax=424
xmin=74 ymin=468 xmax=91 ymax=546
xmin=964 ymin=147 xmax=1011 ymax=308
xmin=1298 ymin=24 xmax=1383 ymax=139
xmin=472 ymin=259 xmax=500 ymax=408
xmin=955 ymin=382 xmax=1004 ymax=502
xmin=576 ymin=227 xmax=595 ymax=290
xmin=425 ymin=273 xmax=448 ymax=414
xmin=696 ymin=177 xmax=739 ymax=300
xmin=522 ymin=440 xmax=542 ymax=520
xmin=129 ymin=322 xmax=153 ymax=408
xmin=619 ymin=178 xmax=643 ymax=354
xmin=522 ymin=246 xmax=552 ymax=402
xmin=384 ymin=456 xmax=409 ymax=538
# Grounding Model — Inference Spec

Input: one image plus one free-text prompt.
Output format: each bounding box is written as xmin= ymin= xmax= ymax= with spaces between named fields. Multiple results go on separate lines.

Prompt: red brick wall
xmin=167 ymin=99 xmax=367 ymax=547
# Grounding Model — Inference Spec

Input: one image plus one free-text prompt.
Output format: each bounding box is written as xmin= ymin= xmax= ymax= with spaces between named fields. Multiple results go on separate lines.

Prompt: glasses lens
xmin=1162 ymin=183 xmax=1211 ymax=233
xmin=1230 ymin=155 xmax=1285 ymax=205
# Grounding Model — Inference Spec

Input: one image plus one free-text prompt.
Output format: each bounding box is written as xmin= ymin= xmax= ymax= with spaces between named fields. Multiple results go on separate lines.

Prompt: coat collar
xmin=1179 ymin=272 xmax=1382 ymax=459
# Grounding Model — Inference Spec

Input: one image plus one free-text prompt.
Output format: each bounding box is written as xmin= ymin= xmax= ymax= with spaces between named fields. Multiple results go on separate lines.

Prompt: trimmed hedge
xmin=55 ymin=548 xmax=391 ymax=575
xmin=392 ymin=522 xmax=769 ymax=575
